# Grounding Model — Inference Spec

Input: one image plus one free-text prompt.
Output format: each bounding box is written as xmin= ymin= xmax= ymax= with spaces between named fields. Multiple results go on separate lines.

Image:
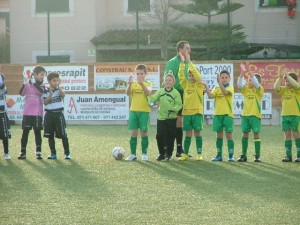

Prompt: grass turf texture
xmin=0 ymin=125 xmax=300 ymax=225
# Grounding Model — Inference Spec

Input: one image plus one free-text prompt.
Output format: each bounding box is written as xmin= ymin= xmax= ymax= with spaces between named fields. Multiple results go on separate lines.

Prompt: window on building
xmin=128 ymin=0 xmax=150 ymax=12
xmin=36 ymin=0 xmax=70 ymax=13
xmin=259 ymin=0 xmax=287 ymax=7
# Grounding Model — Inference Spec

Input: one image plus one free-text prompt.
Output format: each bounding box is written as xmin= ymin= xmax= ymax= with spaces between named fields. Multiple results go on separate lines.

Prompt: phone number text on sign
xmin=64 ymin=94 xmax=129 ymax=120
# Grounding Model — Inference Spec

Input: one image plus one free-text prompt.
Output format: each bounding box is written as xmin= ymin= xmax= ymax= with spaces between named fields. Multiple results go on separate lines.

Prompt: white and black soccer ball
xmin=112 ymin=147 xmax=125 ymax=160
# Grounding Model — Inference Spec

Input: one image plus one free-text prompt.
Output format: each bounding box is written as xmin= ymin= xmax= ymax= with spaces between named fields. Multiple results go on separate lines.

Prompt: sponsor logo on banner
xmin=244 ymin=62 xmax=300 ymax=89
xmin=6 ymin=96 xmax=25 ymax=120
xmin=64 ymin=94 xmax=129 ymax=120
xmin=204 ymin=93 xmax=272 ymax=119
xmin=6 ymin=94 xmax=129 ymax=121
xmin=94 ymin=64 xmax=160 ymax=91
xmin=195 ymin=63 xmax=234 ymax=90
xmin=23 ymin=66 xmax=89 ymax=91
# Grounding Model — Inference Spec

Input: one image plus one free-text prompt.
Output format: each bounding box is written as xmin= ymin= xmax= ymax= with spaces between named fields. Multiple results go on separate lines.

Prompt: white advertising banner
xmin=64 ymin=94 xmax=129 ymax=120
xmin=94 ymin=64 xmax=160 ymax=91
xmin=6 ymin=94 xmax=129 ymax=121
xmin=194 ymin=63 xmax=234 ymax=89
xmin=204 ymin=93 xmax=272 ymax=119
xmin=23 ymin=66 xmax=89 ymax=91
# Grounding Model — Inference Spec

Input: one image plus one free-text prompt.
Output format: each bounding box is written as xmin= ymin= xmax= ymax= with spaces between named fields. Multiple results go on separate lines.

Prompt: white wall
xmin=232 ymin=0 xmax=300 ymax=45
xmin=7 ymin=0 xmax=300 ymax=63
xmin=10 ymin=0 xmax=97 ymax=63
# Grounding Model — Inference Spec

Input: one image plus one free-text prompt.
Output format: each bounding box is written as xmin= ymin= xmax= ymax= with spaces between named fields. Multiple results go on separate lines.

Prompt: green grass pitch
xmin=0 ymin=125 xmax=300 ymax=225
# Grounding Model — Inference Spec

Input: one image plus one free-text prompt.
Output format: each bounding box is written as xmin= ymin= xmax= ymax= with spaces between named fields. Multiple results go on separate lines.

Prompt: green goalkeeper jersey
xmin=149 ymin=88 xmax=182 ymax=120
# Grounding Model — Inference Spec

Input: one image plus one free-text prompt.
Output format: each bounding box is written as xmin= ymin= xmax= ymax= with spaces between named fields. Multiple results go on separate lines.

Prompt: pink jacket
xmin=20 ymin=82 xmax=44 ymax=116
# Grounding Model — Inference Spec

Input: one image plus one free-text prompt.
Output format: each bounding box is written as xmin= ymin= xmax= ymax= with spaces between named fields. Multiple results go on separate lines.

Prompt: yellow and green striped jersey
xmin=179 ymin=63 xmax=204 ymax=115
xmin=211 ymin=86 xmax=234 ymax=118
xmin=277 ymin=86 xmax=300 ymax=116
xmin=129 ymin=81 xmax=152 ymax=112
xmin=240 ymin=85 xmax=264 ymax=119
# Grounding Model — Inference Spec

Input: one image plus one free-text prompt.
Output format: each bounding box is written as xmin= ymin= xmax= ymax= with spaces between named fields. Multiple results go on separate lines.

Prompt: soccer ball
xmin=112 ymin=147 xmax=125 ymax=160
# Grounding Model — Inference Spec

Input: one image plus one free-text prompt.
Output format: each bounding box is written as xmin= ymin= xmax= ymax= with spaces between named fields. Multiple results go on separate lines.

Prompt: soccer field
xmin=1 ymin=125 xmax=300 ymax=225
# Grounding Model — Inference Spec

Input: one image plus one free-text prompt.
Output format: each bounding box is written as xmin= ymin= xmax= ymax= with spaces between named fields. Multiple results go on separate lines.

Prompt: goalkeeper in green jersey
xmin=149 ymin=74 xmax=182 ymax=160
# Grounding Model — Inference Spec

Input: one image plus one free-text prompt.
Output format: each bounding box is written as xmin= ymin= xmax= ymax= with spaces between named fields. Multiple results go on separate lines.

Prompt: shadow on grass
xmin=0 ymin=160 xmax=35 ymax=196
xmin=2 ymin=158 xmax=112 ymax=201
xmin=136 ymin=159 xmax=300 ymax=207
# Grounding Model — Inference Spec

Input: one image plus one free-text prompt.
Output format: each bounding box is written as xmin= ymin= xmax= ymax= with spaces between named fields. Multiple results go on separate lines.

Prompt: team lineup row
xmin=124 ymin=41 xmax=300 ymax=163
xmin=0 ymin=43 xmax=299 ymax=163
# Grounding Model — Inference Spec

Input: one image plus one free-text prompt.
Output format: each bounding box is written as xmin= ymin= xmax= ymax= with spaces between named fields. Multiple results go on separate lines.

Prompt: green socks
xmin=241 ymin=137 xmax=261 ymax=157
xmin=195 ymin=136 xmax=202 ymax=154
xmin=141 ymin=136 xmax=148 ymax=154
xmin=184 ymin=136 xmax=191 ymax=154
xmin=216 ymin=138 xmax=223 ymax=156
xmin=254 ymin=139 xmax=261 ymax=157
xmin=227 ymin=140 xmax=234 ymax=157
xmin=285 ymin=140 xmax=292 ymax=157
xmin=283 ymin=139 xmax=300 ymax=158
xmin=216 ymin=139 xmax=234 ymax=157
xmin=130 ymin=137 xmax=137 ymax=155
xmin=242 ymin=137 xmax=248 ymax=156
xmin=183 ymin=136 xmax=202 ymax=154
xmin=295 ymin=138 xmax=300 ymax=157
xmin=130 ymin=136 xmax=149 ymax=155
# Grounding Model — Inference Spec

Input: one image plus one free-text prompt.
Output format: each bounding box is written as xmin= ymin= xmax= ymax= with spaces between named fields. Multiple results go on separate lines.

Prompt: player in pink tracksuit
xmin=18 ymin=66 xmax=46 ymax=159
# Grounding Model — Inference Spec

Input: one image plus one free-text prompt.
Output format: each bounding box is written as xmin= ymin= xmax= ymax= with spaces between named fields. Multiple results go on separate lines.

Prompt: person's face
xmin=164 ymin=75 xmax=175 ymax=89
xmin=188 ymin=71 xmax=196 ymax=83
xmin=48 ymin=77 xmax=60 ymax=88
xmin=248 ymin=77 xmax=255 ymax=88
xmin=34 ymin=71 xmax=45 ymax=83
xmin=136 ymin=69 xmax=146 ymax=81
xmin=179 ymin=43 xmax=191 ymax=58
xmin=220 ymin=73 xmax=231 ymax=84
xmin=284 ymin=77 xmax=292 ymax=88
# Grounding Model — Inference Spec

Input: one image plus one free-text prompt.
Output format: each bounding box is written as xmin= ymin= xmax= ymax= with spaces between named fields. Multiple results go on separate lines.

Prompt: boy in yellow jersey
xmin=177 ymin=52 xmax=209 ymax=161
xmin=237 ymin=62 xmax=264 ymax=162
xmin=125 ymin=64 xmax=152 ymax=161
xmin=274 ymin=72 xmax=300 ymax=162
xmin=206 ymin=71 xmax=235 ymax=162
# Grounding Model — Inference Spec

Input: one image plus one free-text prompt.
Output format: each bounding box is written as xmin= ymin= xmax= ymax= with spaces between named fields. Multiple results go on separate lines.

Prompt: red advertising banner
xmin=246 ymin=62 xmax=300 ymax=89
